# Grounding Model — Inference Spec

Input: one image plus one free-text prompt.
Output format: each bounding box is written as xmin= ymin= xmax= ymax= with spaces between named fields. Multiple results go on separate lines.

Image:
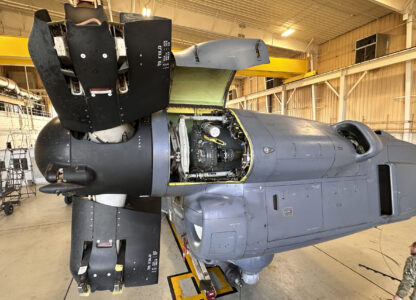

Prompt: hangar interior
xmin=0 ymin=0 xmax=416 ymax=299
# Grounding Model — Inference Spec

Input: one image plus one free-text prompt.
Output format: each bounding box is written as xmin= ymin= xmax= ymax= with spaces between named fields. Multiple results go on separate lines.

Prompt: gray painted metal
xmin=332 ymin=120 xmax=383 ymax=162
xmin=172 ymin=39 xmax=269 ymax=70
xmin=232 ymin=254 xmax=274 ymax=274
xmin=151 ymin=110 xmax=170 ymax=196
xmin=167 ymin=109 xmax=416 ymax=278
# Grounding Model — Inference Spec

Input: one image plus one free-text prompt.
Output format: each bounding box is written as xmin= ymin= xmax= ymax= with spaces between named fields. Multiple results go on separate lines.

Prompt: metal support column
xmin=281 ymin=86 xmax=287 ymax=115
xmin=310 ymin=47 xmax=317 ymax=121
xmin=404 ymin=14 xmax=414 ymax=142
xmin=255 ymin=77 xmax=258 ymax=111
xmin=311 ymin=84 xmax=317 ymax=121
xmin=264 ymin=78 xmax=269 ymax=113
xmin=24 ymin=66 xmax=34 ymax=130
xmin=131 ymin=0 xmax=135 ymax=13
xmin=338 ymin=73 xmax=347 ymax=122
xmin=107 ymin=0 xmax=114 ymax=22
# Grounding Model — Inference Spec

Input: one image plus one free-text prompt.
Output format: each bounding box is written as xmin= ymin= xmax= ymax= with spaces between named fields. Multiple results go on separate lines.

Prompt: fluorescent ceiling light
xmin=281 ymin=29 xmax=295 ymax=37
xmin=142 ymin=7 xmax=151 ymax=17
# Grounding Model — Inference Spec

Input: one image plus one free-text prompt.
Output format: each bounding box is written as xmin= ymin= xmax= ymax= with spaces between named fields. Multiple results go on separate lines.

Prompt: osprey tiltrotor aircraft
xmin=30 ymin=3 xmax=416 ymax=297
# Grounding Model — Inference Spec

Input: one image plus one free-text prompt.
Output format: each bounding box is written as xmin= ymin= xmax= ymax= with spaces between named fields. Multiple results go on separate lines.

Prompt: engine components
xmin=201 ymin=122 xmax=221 ymax=138
xmin=169 ymin=110 xmax=250 ymax=182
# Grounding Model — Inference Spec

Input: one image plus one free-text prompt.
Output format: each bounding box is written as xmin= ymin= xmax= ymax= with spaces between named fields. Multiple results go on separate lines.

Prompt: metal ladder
xmin=1 ymin=132 xmax=36 ymax=203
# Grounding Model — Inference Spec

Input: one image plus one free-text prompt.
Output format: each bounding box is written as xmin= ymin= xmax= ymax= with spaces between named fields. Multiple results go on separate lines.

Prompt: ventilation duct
xmin=0 ymin=76 xmax=42 ymax=101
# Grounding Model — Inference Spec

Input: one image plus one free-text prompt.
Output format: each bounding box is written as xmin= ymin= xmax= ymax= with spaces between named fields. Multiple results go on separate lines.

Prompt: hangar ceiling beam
xmin=160 ymin=5 xmax=311 ymax=52
xmin=107 ymin=1 xmax=314 ymax=53
xmin=367 ymin=0 xmax=409 ymax=12
xmin=0 ymin=0 xmax=315 ymax=53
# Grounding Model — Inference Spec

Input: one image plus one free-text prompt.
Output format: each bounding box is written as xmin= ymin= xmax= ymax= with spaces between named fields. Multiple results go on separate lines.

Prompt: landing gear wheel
xmin=64 ymin=196 xmax=73 ymax=205
xmin=4 ymin=202 xmax=13 ymax=215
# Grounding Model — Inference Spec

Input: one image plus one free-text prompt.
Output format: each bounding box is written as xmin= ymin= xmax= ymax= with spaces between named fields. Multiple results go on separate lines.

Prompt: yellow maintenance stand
xmin=167 ymin=217 xmax=237 ymax=300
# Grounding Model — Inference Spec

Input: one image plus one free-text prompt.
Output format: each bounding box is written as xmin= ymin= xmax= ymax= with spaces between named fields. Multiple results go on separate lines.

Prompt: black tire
xmin=4 ymin=202 xmax=13 ymax=216
xmin=64 ymin=196 xmax=73 ymax=205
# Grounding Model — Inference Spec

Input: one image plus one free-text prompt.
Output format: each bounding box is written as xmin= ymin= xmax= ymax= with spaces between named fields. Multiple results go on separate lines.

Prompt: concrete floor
xmin=0 ymin=190 xmax=414 ymax=300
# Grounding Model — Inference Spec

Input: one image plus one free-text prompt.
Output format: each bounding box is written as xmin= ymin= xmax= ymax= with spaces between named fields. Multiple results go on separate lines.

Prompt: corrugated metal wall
xmin=234 ymin=12 xmax=416 ymax=141
xmin=230 ymin=76 xmax=268 ymax=112
xmin=286 ymin=86 xmax=315 ymax=120
xmin=317 ymin=12 xmax=416 ymax=135
xmin=318 ymin=13 xmax=406 ymax=73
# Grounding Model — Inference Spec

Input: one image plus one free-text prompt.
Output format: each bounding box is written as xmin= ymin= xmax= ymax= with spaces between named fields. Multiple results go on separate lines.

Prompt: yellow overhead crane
xmin=236 ymin=56 xmax=309 ymax=78
xmin=0 ymin=35 xmax=315 ymax=81
xmin=0 ymin=36 xmax=33 ymax=66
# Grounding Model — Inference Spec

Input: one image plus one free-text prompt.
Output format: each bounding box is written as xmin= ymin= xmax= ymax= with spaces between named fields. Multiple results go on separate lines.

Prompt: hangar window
xmin=228 ymin=89 xmax=237 ymax=100
xmin=355 ymin=34 xmax=388 ymax=63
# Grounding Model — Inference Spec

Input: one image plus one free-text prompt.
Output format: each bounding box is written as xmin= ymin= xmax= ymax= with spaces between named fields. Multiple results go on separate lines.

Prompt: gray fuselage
xmin=162 ymin=109 xmax=416 ymax=262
